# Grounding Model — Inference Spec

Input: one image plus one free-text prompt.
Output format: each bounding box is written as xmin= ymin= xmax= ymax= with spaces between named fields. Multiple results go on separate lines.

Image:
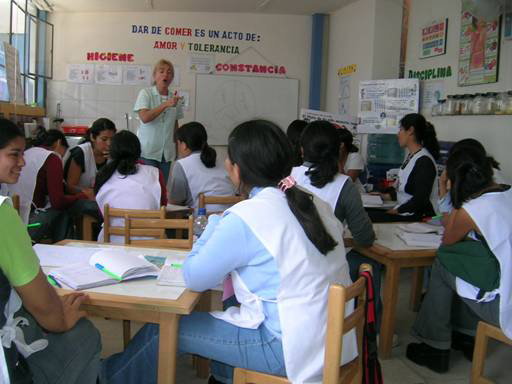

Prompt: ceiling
xmin=46 ymin=0 xmax=356 ymax=15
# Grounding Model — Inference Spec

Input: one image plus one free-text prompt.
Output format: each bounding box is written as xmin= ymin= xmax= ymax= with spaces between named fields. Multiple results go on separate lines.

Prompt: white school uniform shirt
xmin=291 ymin=165 xmax=349 ymax=212
xmin=96 ymin=164 xmax=161 ymax=244
xmin=2 ymin=147 xmax=52 ymax=224
xmin=458 ymin=187 xmax=512 ymax=339
xmin=344 ymin=152 xmax=366 ymax=193
xmin=177 ymin=152 xmax=235 ymax=211
xmin=210 ymin=187 xmax=357 ymax=383
xmin=395 ymin=147 xmax=439 ymax=214
xmin=76 ymin=142 xmax=98 ymax=189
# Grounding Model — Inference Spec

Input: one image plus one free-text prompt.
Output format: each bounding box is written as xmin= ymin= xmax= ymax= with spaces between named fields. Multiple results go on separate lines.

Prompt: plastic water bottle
xmin=193 ymin=208 xmax=208 ymax=238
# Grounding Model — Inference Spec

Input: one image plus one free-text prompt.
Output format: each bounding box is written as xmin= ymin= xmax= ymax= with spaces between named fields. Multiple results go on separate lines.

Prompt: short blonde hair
xmin=152 ymin=59 xmax=174 ymax=85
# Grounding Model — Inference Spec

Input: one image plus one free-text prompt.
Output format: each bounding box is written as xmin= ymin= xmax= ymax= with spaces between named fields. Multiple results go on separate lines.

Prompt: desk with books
xmin=52 ymin=240 xmax=201 ymax=384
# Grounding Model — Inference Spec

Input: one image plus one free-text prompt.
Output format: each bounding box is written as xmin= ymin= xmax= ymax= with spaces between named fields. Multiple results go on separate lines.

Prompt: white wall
xmin=406 ymin=0 xmax=512 ymax=180
xmin=47 ymin=11 xmax=312 ymax=134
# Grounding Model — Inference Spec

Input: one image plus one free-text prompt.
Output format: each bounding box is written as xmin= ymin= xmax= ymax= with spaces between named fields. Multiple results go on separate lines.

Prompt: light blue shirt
xmin=183 ymin=188 xmax=282 ymax=337
xmin=134 ymin=86 xmax=184 ymax=162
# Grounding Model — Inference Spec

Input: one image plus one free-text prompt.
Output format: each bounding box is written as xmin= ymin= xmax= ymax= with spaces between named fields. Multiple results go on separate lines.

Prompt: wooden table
xmin=351 ymin=223 xmax=437 ymax=359
xmin=55 ymin=241 xmax=201 ymax=384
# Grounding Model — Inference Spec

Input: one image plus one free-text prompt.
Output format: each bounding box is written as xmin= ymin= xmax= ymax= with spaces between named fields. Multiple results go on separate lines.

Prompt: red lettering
xmin=238 ymin=64 xmax=244 ymax=72
xmin=107 ymin=53 xmax=112 ymax=61
xmin=278 ymin=66 xmax=286 ymax=74
xmin=112 ymin=53 xmax=118 ymax=61
xmin=99 ymin=53 xmax=106 ymax=60
xmin=87 ymin=52 xmax=94 ymax=60
xmin=259 ymin=65 xmax=267 ymax=73
xmin=119 ymin=54 xmax=126 ymax=61
xmin=268 ymin=66 xmax=274 ymax=74
xmin=252 ymin=65 xmax=259 ymax=73
xmin=94 ymin=52 xmax=99 ymax=60
xmin=127 ymin=54 xmax=134 ymax=62
xmin=230 ymin=64 xmax=237 ymax=72
xmin=215 ymin=63 xmax=222 ymax=71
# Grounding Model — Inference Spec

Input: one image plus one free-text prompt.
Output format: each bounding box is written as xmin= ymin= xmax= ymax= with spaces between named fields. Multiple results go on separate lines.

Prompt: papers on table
xmin=34 ymin=244 xmax=98 ymax=267
xmin=395 ymin=223 xmax=443 ymax=247
xmin=397 ymin=222 xmax=444 ymax=235
xmin=157 ymin=259 xmax=186 ymax=287
xmin=361 ymin=194 xmax=397 ymax=209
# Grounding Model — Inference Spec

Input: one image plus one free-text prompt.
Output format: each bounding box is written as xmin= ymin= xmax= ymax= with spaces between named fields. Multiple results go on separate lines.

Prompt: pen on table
xmin=27 ymin=222 xmax=42 ymax=228
xmin=47 ymin=275 xmax=62 ymax=288
xmin=171 ymin=263 xmax=182 ymax=269
xmin=423 ymin=214 xmax=443 ymax=221
xmin=95 ymin=263 xmax=122 ymax=281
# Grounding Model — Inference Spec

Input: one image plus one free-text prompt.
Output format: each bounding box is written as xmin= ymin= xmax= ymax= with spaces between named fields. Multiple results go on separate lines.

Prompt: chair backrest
xmin=103 ymin=204 xmax=166 ymax=243
xmin=322 ymin=264 xmax=371 ymax=384
xmin=11 ymin=194 xmax=20 ymax=215
xmin=198 ymin=193 xmax=245 ymax=215
xmin=126 ymin=215 xmax=194 ymax=249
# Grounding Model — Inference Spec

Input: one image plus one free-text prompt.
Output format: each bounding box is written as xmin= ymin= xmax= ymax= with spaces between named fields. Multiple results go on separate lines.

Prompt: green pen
xmin=95 ymin=263 xmax=122 ymax=281
xmin=27 ymin=222 xmax=42 ymax=228
xmin=171 ymin=263 xmax=182 ymax=269
xmin=47 ymin=275 xmax=62 ymax=288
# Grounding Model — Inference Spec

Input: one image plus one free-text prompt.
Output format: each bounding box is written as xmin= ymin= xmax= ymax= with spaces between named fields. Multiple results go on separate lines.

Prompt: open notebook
xmin=48 ymin=249 xmax=159 ymax=290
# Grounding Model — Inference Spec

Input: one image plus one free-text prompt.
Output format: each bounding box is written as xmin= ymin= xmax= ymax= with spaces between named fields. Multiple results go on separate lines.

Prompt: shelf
xmin=0 ymin=102 xmax=45 ymax=118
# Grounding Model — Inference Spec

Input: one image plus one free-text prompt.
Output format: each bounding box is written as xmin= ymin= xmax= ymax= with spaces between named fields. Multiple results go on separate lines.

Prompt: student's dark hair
xmin=449 ymin=138 xmax=500 ymax=170
xmin=80 ymin=118 xmax=117 ymax=144
xmin=301 ymin=121 xmax=340 ymax=189
xmin=175 ymin=122 xmax=216 ymax=168
xmin=94 ymin=130 xmax=141 ymax=194
xmin=286 ymin=119 xmax=307 ymax=166
xmin=228 ymin=119 xmax=337 ymax=255
xmin=0 ymin=118 xmax=24 ymax=149
xmin=337 ymin=127 xmax=358 ymax=153
xmin=33 ymin=127 xmax=69 ymax=148
xmin=446 ymin=147 xmax=493 ymax=209
xmin=400 ymin=113 xmax=440 ymax=160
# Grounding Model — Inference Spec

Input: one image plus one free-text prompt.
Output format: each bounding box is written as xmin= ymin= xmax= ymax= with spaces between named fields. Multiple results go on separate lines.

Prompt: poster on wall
xmin=420 ymin=80 xmax=445 ymax=115
xmin=187 ymin=55 xmax=214 ymax=73
xmin=95 ymin=64 xmax=122 ymax=84
xmin=300 ymin=108 xmax=357 ymax=133
xmin=337 ymin=64 xmax=357 ymax=115
xmin=458 ymin=0 xmax=501 ymax=86
xmin=357 ymin=79 xmax=419 ymax=134
xmin=67 ymin=64 xmax=94 ymax=84
xmin=123 ymin=65 xmax=151 ymax=85
xmin=420 ymin=18 xmax=448 ymax=58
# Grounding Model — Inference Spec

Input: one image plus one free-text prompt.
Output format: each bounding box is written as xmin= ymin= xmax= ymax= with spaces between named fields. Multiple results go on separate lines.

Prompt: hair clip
xmin=278 ymin=176 xmax=296 ymax=192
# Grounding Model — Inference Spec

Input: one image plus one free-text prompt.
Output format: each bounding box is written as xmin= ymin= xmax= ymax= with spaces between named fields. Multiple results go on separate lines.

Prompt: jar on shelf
xmin=472 ymin=93 xmax=487 ymax=114
xmin=495 ymin=92 xmax=510 ymax=115
xmin=506 ymin=91 xmax=512 ymax=114
xmin=443 ymin=95 xmax=457 ymax=115
xmin=435 ymin=99 xmax=446 ymax=115
xmin=460 ymin=94 xmax=473 ymax=115
xmin=486 ymin=92 xmax=498 ymax=114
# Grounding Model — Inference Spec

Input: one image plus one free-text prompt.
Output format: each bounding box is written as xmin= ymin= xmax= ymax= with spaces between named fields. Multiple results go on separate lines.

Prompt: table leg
xmin=158 ymin=313 xmax=180 ymax=384
xmin=409 ymin=267 xmax=424 ymax=312
xmin=379 ymin=263 xmax=400 ymax=359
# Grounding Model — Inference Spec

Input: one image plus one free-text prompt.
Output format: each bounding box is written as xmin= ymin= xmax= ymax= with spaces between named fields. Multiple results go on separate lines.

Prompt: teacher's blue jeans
xmin=101 ymin=312 xmax=286 ymax=384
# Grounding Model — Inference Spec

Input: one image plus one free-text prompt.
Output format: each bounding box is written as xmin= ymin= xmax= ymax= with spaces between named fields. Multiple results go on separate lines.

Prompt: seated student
xmin=438 ymin=138 xmax=509 ymax=214
xmin=337 ymin=127 xmax=366 ymax=193
xmin=290 ymin=121 xmax=380 ymax=321
xmin=168 ymin=122 xmax=235 ymax=212
xmin=0 ymin=118 xmax=101 ymax=383
xmin=95 ymin=130 xmax=168 ymax=244
xmin=369 ymin=113 xmax=440 ymax=222
xmin=64 ymin=118 xmax=117 ymax=221
xmin=286 ymin=119 xmax=307 ymax=166
xmin=101 ymin=120 xmax=357 ymax=384
xmin=407 ymin=147 xmax=512 ymax=373
xmin=4 ymin=127 xmax=91 ymax=242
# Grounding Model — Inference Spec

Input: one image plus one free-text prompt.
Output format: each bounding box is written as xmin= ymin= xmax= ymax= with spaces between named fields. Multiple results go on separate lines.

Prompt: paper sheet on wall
xmin=187 ymin=54 xmax=214 ymax=73
xmin=357 ymin=79 xmax=419 ymax=134
xmin=123 ymin=65 xmax=151 ymax=85
xmin=95 ymin=64 xmax=122 ymax=84
xmin=338 ymin=75 xmax=351 ymax=115
xmin=300 ymin=108 xmax=357 ymax=133
xmin=67 ymin=63 xmax=95 ymax=84
xmin=177 ymin=90 xmax=190 ymax=110
xmin=3 ymin=42 xmax=24 ymax=103
xmin=420 ymin=80 xmax=444 ymax=115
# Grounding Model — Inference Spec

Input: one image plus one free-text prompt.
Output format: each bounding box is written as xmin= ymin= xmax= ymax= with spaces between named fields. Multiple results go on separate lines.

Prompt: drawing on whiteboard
xmin=213 ymin=80 xmax=256 ymax=136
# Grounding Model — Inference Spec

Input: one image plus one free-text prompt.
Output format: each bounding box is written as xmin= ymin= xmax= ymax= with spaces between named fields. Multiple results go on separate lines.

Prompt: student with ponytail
xmin=407 ymin=147 xmax=512 ymax=373
xmin=95 ymin=130 xmax=167 ymax=244
xmin=3 ymin=127 xmax=89 ymax=242
xmin=370 ymin=113 xmax=440 ymax=222
xmin=168 ymin=122 xmax=234 ymax=212
xmin=102 ymin=120 xmax=357 ymax=384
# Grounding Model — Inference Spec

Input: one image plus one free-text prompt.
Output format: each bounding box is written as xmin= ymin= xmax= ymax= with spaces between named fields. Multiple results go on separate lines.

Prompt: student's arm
xmin=346 ymin=169 xmax=361 ymax=183
xmin=442 ymin=207 xmax=478 ymax=245
xmin=45 ymin=154 xmax=87 ymax=209
xmin=167 ymin=162 xmax=192 ymax=206
xmin=158 ymin=169 xmax=168 ymax=206
xmin=396 ymin=157 xmax=436 ymax=214
xmin=136 ymin=92 xmax=180 ymax=124
xmin=334 ymin=180 xmax=375 ymax=247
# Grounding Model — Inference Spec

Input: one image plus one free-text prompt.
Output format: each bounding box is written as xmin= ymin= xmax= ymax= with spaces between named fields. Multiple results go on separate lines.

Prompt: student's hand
xmin=82 ymin=188 xmax=95 ymax=200
xmin=386 ymin=208 xmax=399 ymax=215
xmin=61 ymin=292 xmax=88 ymax=330
xmin=439 ymin=169 xmax=449 ymax=197
xmin=163 ymin=92 xmax=182 ymax=108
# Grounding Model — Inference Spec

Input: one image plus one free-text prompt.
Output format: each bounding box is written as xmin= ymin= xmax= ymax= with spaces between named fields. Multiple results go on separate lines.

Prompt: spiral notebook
xmin=48 ymin=249 xmax=159 ymax=290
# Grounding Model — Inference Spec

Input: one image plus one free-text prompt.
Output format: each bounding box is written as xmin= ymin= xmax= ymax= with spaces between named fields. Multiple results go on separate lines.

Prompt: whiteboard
xmin=195 ymin=74 xmax=299 ymax=145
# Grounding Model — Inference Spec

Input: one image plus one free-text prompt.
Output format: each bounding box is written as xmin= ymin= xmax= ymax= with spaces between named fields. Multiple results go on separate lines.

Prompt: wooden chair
xmin=81 ymin=214 xmax=98 ymax=241
xmin=233 ymin=265 xmax=371 ymax=384
xmin=471 ymin=321 xmax=512 ymax=384
xmin=102 ymin=204 xmax=167 ymax=244
xmin=11 ymin=194 xmax=20 ymax=215
xmin=125 ymin=216 xmax=194 ymax=249
xmin=198 ymin=193 xmax=245 ymax=215
xmin=102 ymin=204 xmax=167 ymax=348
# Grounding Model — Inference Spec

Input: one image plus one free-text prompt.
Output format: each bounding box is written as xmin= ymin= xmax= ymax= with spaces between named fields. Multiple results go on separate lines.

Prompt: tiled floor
xmin=92 ymin=269 xmax=512 ymax=383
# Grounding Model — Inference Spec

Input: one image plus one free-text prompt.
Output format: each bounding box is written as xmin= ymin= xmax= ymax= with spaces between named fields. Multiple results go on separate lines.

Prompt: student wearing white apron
xmin=64 ymin=118 xmax=116 ymax=222
xmin=407 ymin=148 xmax=511 ymax=373
xmin=168 ymin=122 xmax=235 ymax=213
xmin=94 ymin=130 xmax=167 ymax=244
xmin=337 ymin=127 xmax=366 ymax=193
xmin=101 ymin=120 xmax=357 ymax=384
xmin=369 ymin=113 xmax=440 ymax=223
xmin=0 ymin=118 xmax=101 ymax=383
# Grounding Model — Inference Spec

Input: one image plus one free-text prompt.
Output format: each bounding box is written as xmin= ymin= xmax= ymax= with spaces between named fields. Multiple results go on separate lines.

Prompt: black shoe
xmin=451 ymin=331 xmax=475 ymax=361
xmin=406 ymin=342 xmax=450 ymax=373
xmin=208 ymin=375 xmax=223 ymax=384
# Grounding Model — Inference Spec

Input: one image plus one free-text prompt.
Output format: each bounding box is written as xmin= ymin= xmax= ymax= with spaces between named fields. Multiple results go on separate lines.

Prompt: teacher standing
xmin=134 ymin=59 xmax=183 ymax=183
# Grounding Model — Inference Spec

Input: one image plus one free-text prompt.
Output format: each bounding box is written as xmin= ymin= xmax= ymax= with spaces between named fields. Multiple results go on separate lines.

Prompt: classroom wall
xmin=46 ymin=11 xmax=312 ymax=134
xmin=406 ymin=0 xmax=512 ymax=180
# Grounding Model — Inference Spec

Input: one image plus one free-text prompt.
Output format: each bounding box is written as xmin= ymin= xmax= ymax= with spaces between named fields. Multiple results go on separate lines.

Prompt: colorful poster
xmin=458 ymin=0 xmax=501 ymax=86
xmin=337 ymin=64 xmax=356 ymax=115
xmin=420 ymin=19 xmax=448 ymax=58
xmin=358 ymin=79 xmax=419 ymax=134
